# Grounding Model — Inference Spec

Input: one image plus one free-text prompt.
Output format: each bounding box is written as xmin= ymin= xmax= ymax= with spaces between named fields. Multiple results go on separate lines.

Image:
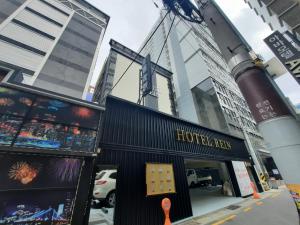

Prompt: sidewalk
xmin=175 ymin=186 xmax=285 ymax=225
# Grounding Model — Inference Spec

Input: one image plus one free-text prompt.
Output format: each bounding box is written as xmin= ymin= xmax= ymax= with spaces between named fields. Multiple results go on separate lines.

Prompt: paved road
xmin=213 ymin=189 xmax=299 ymax=225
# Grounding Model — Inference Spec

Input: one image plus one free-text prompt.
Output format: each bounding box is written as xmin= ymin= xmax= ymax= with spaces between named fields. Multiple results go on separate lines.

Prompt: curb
xmin=177 ymin=187 xmax=285 ymax=225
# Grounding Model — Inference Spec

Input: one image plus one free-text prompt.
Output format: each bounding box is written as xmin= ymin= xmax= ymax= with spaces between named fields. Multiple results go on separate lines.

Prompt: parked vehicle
xmin=186 ymin=169 xmax=212 ymax=187
xmin=93 ymin=170 xmax=117 ymax=207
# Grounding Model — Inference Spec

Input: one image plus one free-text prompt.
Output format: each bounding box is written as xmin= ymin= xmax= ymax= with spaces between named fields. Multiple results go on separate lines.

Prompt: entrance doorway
xmin=89 ymin=165 xmax=118 ymax=225
xmin=185 ymin=159 xmax=243 ymax=217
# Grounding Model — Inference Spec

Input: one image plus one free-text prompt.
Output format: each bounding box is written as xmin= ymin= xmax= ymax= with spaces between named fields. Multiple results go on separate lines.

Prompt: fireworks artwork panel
xmin=0 ymin=190 xmax=75 ymax=225
xmin=14 ymin=120 xmax=96 ymax=152
xmin=29 ymin=97 xmax=100 ymax=130
xmin=0 ymin=154 xmax=82 ymax=190
xmin=0 ymin=115 xmax=23 ymax=145
xmin=0 ymin=87 xmax=34 ymax=117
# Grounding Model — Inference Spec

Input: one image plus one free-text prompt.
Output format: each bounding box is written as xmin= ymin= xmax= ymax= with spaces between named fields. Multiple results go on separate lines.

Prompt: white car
xmin=186 ymin=169 xmax=212 ymax=187
xmin=93 ymin=170 xmax=117 ymax=207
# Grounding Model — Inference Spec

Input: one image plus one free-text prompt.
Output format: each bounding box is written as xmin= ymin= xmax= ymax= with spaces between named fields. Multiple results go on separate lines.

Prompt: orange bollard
xmin=161 ymin=198 xmax=172 ymax=225
xmin=250 ymin=181 xmax=261 ymax=199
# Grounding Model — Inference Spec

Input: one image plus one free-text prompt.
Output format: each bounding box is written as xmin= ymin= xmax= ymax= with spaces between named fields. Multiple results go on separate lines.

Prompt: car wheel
xmin=106 ymin=191 xmax=116 ymax=208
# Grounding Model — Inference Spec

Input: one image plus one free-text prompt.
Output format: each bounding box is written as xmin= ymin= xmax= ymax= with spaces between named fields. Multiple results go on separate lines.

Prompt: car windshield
xmin=95 ymin=171 xmax=105 ymax=180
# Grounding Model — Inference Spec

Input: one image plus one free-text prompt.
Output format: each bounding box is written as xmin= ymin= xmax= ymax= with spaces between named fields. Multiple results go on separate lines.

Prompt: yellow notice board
xmin=146 ymin=163 xmax=176 ymax=196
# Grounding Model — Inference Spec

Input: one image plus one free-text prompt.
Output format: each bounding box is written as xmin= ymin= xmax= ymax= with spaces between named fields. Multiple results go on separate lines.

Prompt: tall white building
xmin=244 ymin=0 xmax=300 ymax=39
xmin=140 ymin=11 xmax=268 ymax=168
xmin=0 ymin=0 xmax=109 ymax=99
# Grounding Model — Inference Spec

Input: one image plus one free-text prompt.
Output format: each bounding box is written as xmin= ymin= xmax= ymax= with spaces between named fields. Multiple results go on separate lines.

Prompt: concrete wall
xmin=192 ymin=84 xmax=229 ymax=132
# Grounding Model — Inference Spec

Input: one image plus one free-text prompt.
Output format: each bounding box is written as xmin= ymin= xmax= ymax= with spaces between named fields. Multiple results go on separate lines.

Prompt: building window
xmin=248 ymin=2 xmax=253 ymax=9
xmin=261 ymin=15 xmax=265 ymax=22
xmin=0 ymin=68 xmax=9 ymax=82
xmin=267 ymin=8 xmax=273 ymax=16
xmin=268 ymin=23 xmax=274 ymax=31
xmin=254 ymin=8 xmax=258 ymax=15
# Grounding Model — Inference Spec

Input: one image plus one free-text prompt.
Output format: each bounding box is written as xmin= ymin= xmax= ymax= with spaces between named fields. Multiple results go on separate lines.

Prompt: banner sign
xmin=232 ymin=161 xmax=253 ymax=197
xmin=264 ymin=31 xmax=300 ymax=84
xmin=141 ymin=54 xmax=153 ymax=96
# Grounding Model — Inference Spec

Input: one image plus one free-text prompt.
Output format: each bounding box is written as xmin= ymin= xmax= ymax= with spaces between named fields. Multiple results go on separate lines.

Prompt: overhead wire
xmin=108 ymin=9 xmax=171 ymax=95
xmin=137 ymin=13 xmax=176 ymax=104
xmin=151 ymin=14 xmax=176 ymax=86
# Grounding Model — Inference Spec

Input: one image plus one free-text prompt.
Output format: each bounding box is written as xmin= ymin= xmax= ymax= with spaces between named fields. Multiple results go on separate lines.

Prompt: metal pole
xmin=233 ymin=107 xmax=266 ymax=191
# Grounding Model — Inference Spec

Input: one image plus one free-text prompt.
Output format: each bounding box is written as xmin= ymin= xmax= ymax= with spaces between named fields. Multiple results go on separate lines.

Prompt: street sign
xmin=141 ymin=54 xmax=153 ymax=96
xmin=264 ymin=31 xmax=300 ymax=84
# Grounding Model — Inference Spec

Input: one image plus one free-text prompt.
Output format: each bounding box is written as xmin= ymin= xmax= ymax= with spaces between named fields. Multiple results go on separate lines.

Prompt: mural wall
xmin=0 ymin=86 xmax=102 ymax=225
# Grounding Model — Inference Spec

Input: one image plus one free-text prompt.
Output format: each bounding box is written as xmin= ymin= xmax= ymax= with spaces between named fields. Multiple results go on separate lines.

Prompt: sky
xmin=87 ymin=0 xmax=300 ymax=104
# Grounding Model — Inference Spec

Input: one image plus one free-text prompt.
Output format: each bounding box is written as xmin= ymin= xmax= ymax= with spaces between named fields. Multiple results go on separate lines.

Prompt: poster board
xmin=232 ymin=161 xmax=253 ymax=197
xmin=146 ymin=163 xmax=176 ymax=196
xmin=286 ymin=184 xmax=300 ymax=211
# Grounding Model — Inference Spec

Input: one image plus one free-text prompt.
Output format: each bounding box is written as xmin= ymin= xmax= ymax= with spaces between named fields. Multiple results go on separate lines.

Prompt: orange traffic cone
xmin=162 ymin=198 xmax=172 ymax=225
xmin=250 ymin=181 xmax=261 ymax=199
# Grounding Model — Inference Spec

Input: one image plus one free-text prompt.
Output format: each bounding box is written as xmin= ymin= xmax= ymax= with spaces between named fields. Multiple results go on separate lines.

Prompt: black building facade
xmin=0 ymin=84 xmax=256 ymax=225
xmin=88 ymin=96 xmax=254 ymax=225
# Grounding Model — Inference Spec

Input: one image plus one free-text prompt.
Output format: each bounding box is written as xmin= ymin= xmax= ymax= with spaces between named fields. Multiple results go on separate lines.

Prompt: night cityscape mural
xmin=0 ymin=191 xmax=75 ymax=225
xmin=14 ymin=121 xmax=65 ymax=149
xmin=14 ymin=120 xmax=96 ymax=152
xmin=0 ymin=87 xmax=99 ymax=152
xmin=29 ymin=97 xmax=100 ymax=130
xmin=0 ymin=115 xmax=23 ymax=145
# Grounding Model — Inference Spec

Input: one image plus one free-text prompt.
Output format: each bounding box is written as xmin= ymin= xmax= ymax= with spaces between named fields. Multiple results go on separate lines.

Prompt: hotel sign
xmin=103 ymin=97 xmax=251 ymax=161
xmin=175 ymin=129 xmax=232 ymax=150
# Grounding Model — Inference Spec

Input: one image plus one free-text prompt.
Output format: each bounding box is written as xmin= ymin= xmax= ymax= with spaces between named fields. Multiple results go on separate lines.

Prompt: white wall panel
xmin=21 ymin=73 xmax=34 ymax=85
xmin=185 ymin=53 xmax=210 ymax=89
xmin=176 ymin=21 xmax=190 ymax=41
xmin=0 ymin=41 xmax=43 ymax=71
xmin=15 ymin=10 xmax=62 ymax=37
xmin=180 ymin=37 xmax=197 ymax=62
xmin=28 ymin=0 xmax=69 ymax=25
xmin=1 ymin=23 xmax=53 ymax=52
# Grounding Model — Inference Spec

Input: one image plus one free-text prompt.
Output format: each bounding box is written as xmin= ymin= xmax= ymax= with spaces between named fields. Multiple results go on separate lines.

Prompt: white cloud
xmin=275 ymin=73 xmax=300 ymax=104
xmin=87 ymin=0 xmax=161 ymax=85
